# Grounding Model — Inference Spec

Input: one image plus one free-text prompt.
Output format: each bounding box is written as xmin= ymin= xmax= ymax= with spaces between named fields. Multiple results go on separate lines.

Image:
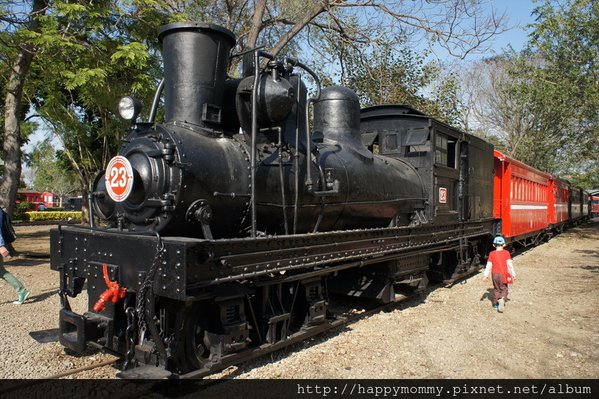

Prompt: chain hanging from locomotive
xmin=90 ymin=22 xmax=426 ymax=238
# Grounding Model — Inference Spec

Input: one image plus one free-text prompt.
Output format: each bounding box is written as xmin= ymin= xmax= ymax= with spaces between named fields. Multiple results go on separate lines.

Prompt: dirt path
xmin=1 ymin=221 xmax=598 ymax=379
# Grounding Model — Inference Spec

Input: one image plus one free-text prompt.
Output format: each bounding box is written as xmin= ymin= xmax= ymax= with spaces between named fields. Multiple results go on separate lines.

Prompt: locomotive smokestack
xmin=158 ymin=22 xmax=236 ymax=128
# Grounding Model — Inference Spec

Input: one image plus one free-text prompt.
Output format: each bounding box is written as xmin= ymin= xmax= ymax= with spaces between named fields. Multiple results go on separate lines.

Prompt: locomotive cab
xmin=360 ymin=105 xmax=494 ymax=226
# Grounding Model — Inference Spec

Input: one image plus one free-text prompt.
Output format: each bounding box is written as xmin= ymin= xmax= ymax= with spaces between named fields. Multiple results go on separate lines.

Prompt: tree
xmin=0 ymin=1 xmax=173 ymax=220
xmin=28 ymin=140 xmax=78 ymax=206
xmin=23 ymin=1 xmax=173 ymax=221
xmin=528 ymin=0 xmax=599 ymax=182
xmin=328 ymin=39 xmax=464 ymax=126
xmin=458 ymin=53 xmax=570 ymax=170
xmin=461 ymin=0 xmax=598 ymax=184
xmin=0 ymin=0 xmax=47 ymax=216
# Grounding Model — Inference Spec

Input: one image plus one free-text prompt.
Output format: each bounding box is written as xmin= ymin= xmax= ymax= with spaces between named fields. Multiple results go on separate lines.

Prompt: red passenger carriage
xmin=493 ymin=150 xmax=552 ymax=245
xmin=591 ymin=193 xmax=599 ymax=218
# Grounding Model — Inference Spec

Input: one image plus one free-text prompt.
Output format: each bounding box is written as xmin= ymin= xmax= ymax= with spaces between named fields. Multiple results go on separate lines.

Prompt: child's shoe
xmin=498 ymin=298 xmax=505 ymax=313
xmin=13 ymin=290 xmax=30 ymax=305
xmin=493 ymin=304 xmax=499 ymax=312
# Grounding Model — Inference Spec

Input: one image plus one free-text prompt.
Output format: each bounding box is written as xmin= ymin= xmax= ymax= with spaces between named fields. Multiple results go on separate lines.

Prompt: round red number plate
xmin=105 ymin=155 xmax=134 ymax=202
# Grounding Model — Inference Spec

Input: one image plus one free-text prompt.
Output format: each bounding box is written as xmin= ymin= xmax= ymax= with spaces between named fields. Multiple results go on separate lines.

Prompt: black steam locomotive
xmin=50 ymin=22 xmax=495 ymax=378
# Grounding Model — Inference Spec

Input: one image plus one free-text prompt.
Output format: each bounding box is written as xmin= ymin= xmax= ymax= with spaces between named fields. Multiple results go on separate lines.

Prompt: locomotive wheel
xmin=174 ymin=303 xmax=210 ymax=373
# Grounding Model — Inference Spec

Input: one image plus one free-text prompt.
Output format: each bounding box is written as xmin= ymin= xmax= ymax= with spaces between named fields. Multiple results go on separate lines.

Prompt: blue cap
xmin=493 ymin=236 xmax=505 ymax=246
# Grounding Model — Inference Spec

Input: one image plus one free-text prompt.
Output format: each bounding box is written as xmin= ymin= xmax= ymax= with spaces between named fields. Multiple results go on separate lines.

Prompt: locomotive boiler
xmin=51 ymin=22 xmax=495 ymax=377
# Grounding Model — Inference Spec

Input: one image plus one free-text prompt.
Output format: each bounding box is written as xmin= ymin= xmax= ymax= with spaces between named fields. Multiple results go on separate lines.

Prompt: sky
xmin=420 ymin=0 xmax=538 ymax=62
xmin=480 ymin=0 xmax=538 ymax=56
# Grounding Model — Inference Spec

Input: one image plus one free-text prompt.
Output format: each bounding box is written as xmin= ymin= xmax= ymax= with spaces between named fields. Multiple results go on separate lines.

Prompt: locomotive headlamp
xmin=118 ymin=96 xmax=142 ymax=121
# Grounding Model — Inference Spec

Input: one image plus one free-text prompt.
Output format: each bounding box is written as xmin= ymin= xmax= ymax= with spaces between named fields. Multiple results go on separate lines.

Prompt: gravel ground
xmin=1 ymin=221 xmax=598 ymax=379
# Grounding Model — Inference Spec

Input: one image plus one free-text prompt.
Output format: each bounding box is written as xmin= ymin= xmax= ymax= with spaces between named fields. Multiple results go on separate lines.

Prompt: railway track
xmin=0 ymin=359 xmax=120 ymax=396
xmin=42 ymin=358 xmax=121 ymax=379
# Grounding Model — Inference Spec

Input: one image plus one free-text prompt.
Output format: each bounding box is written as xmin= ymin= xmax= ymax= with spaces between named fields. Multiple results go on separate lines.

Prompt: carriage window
xmin=434 ymin=133 xmax=457 ymax=168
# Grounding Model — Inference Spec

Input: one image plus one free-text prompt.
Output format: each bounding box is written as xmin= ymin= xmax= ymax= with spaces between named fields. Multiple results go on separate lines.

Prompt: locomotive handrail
xmin=88 ymin=191 xmax=95 ymax=228
xmin=276 ymin=126 xmax=290 ymax=234
xmin=148 ymin=78 xmax=165 ymax=123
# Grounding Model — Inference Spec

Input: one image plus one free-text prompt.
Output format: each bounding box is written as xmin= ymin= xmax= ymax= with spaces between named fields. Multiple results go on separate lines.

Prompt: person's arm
xmin=482 ymin=261 xmax=492 ymax=279
xmin=507 ymin=259 xmax=515 ymax=277
xmin=0 ymin=210 xmax=8 ymax=258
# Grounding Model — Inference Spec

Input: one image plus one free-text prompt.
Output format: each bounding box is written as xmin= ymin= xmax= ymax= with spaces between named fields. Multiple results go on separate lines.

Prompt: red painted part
xmin=92 ymin=263 xmax=126 ymax=313
xmin=550 ymin=178 xmax=570 ymax=225
xmin=591 ymin=196 xmax=599 ymax=216
xmin=581 ymin=191 xmax=590 ymax=218
xmin=493 ymin=150 xmax=552 ymax=240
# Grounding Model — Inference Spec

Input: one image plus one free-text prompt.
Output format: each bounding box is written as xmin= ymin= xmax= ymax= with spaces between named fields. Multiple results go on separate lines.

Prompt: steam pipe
xmin=293 ymin=77 xmax=301 ymax=234
xmin=250 ymin=49 xmax=279 ymax=237
xmin=285 ymin=57 xmax=321 ymax=99
xmin=304 ymin=97 xmax=315 ymax=192
xmin=250 ymin=50 xmax=260 ymax=237
xmin=277 ymin=126 xmax=289 ymax=235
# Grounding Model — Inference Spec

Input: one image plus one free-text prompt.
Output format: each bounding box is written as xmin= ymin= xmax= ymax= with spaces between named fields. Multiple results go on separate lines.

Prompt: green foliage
xmin=13 ymin=201 xmax=35 ymax=221
xmin=111 ymin=42 xmax=149 ymax=67
xmin=488 ymin=51 xmax=573 ymax=171
xmin=17 ymin=1 xmax=176 ymax=205
xmin=29 ymin=141 xmax=78 ymax=196
xmin=529 ymin=0 xmax=599 ymax=171
xmin=21 ymin=211 xmax=82 ymax=222
xmin=62 ymin=68 xmax=109 ymax=91
xmin=531 ymin=0 xmax=599 ymax=148
xmin=17 ymin=202 xmax=35 ymax=212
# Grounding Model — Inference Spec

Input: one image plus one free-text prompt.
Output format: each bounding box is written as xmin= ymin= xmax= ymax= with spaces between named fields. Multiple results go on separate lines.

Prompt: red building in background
xmin=17 ymin=190 xmax=58 ymax=210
